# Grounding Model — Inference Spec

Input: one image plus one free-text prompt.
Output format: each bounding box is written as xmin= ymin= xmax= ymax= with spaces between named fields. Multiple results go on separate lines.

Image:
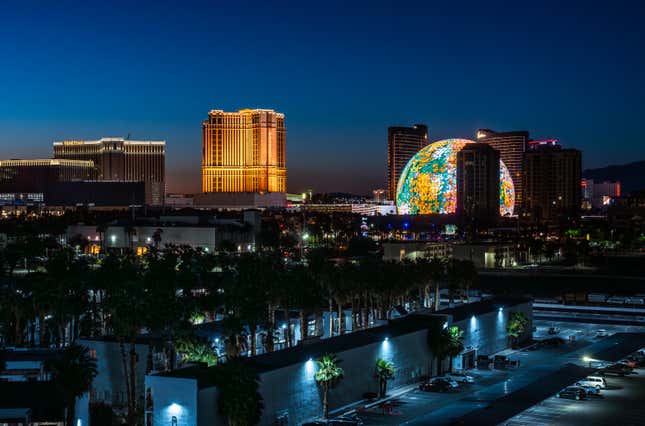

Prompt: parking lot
xmin=503 ymin=367 xmax=645 ymax=426
xmin=340 ymin=321 xmax=645 ymax=425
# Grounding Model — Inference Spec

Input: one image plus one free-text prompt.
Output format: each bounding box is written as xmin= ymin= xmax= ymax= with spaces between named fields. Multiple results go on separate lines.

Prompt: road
xmin=503 ymin=366 xmax=645 ymax=426
xmin=347 ymin=321 xmax=645 ymax=426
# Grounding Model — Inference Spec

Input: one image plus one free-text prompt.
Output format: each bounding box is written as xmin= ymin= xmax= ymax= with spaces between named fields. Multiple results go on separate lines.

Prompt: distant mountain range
xmin=583 ymin=160 xmax=645 ymax=194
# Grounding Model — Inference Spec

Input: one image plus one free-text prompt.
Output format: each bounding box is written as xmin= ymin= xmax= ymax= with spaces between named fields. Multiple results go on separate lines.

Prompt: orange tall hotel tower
xmin=198 ymin=108 xmax=286 ymax=208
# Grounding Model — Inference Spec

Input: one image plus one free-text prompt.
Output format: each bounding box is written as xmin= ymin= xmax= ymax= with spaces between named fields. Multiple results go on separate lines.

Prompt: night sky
xmin=1 ymin=1 xmax=644 ymax=194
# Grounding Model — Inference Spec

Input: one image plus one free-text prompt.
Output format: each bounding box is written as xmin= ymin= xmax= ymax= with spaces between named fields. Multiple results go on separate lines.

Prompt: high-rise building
xmin=523 ymin=142 xmax=582 ymax=222
xmin=581 ymin=179 xmax=621 ymax=210
xmin=387 ymin=124 xmax=428 ymax=200
xmin=456 ymin=143 xmax=500 ymax=222
xmin=53 ymin=138 xmax=165 ymax=205
xmin=0 ymin=159 xmax=145 ymax=206
xmin=476 ymin=129 xmax=529 ymax=210
xmin=201 ymin=109 xmax=286 ymax=195
xmin=372 ymin=188 xmax=386 ymax=203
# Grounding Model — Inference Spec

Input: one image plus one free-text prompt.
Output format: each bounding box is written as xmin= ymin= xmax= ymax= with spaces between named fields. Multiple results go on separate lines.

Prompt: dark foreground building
xmin=523 ymin=141 xmax=582 ymax=222
xmin=53 ymin=138 xmax=165 ymax=205
xmin=144 ymin=297 xmax=531 ymax=426
xmin=0 ymin=159 xmax=146 ymax=207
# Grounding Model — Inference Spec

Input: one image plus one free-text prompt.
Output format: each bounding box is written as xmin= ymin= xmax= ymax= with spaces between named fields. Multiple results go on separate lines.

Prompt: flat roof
xmin=0 ymin=382 xmax=64 ymax=421
xmin=158 ymin=296 xmax=531 ymax=388
xmin=3 ymin=349 xmax=62 ymax=362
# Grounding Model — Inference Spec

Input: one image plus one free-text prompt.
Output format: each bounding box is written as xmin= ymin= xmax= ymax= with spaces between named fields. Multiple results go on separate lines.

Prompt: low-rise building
xmin=66 ymin=212 xmax=260 ymax=253
xmin=382 ymin=241 xmax=451 ymax=262
xmin=451 ymin=242 xmax=517 ymax=268
xmin=144 ymin=297 xmax=531 ymax=426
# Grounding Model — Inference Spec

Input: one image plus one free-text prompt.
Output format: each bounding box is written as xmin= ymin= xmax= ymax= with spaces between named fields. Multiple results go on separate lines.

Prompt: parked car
xmin=303 ymin=416 xmax=363 ymax=426
xmin=598 ymin=363 xmax=633 ymax=376
xmin=557 ymin=386 xmax=587 ymax=400
xmin=626 ymin=353 xmax=645 ymax=366
xmin=442 ymin=372 xmax=475 ymax=384
xmin=419 ymin=378 xmax=454 ymax=392
xmin=548 ymin=327 xmax=560 ymax=335
xmin=577 ymin=376 xmax=607 ymax=389
xmin=433 ymin=377 xmax=459 ymax=388
xmin=574 ymin=382 xmax=601 ymax=395
xmin=618 ymin=359 xmax=637 ymax=368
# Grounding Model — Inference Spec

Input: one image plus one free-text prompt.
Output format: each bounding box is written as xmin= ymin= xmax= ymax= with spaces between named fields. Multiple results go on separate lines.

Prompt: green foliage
xmin=176 ymin=336 xmax=218 ymax=367
xmin=507 ymin=311 xmax=528 ymax=339
xmin=315 ymin=353 xmax=344 ymax=386
xmin=213 ymin=358 xmax=264 ymax=426
xmin=446 ymin=326 xmax=465 ymax=358
xmin=375 ymin=358 xmax=395 ymax=380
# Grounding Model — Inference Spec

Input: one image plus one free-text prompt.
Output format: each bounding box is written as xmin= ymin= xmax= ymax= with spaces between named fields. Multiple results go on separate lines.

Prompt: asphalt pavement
xmin=347 ymin=321 xmax=645 ymax=426
xmin=502 ymin=366 xmax=645 ymax=426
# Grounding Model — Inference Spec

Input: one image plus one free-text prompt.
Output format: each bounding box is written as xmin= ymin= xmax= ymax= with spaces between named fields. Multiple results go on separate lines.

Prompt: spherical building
xmin=396 ymin=138 xmax=515 ymax=216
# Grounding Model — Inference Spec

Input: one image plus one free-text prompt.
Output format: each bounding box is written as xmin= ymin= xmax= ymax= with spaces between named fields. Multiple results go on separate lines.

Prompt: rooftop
xmin=0 ymin=382 xmax=64 ymax=422
xmin=158 ymin=296 xmax=531 ymax=388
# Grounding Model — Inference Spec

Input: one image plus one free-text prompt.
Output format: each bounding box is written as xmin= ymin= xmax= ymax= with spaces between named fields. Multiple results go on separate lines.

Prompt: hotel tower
xmin=202 ymin=108 xmax=286 ymax=194
xmin=53 ymin=138 xmax=165 ymax=205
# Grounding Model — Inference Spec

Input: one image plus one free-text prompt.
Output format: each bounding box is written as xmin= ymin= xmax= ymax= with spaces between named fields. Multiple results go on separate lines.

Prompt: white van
xmin=577 ymin=376 xmax=607 ymax=389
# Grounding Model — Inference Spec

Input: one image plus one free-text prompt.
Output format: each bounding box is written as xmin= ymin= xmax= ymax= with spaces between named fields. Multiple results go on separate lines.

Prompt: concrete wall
xmin=78 ymin=339 xmax=150 ymax=408
xmin=145 ymin=376 xmax=198 ymax=426
xmin=197 ymin=387 xmax=221 ymax=426
xmin=146 ymin=300 xmax=532 ymax=426
xmin=256 ymin=329 xmax=430 ymax=426
xmin=75 ymin=393 xmax=90 ymax=426
xmin=451 ymin=302 xmax=533 ymax=370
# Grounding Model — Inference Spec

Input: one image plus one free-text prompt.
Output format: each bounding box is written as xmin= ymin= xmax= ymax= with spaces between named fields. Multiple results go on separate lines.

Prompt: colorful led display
xmin=396 ymin=138 xmax=515 ymax=216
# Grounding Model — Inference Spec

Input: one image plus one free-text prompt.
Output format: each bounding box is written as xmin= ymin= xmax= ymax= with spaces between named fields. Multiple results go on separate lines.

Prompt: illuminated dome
xmin=396 ymin=138 xmax=515 ymax=216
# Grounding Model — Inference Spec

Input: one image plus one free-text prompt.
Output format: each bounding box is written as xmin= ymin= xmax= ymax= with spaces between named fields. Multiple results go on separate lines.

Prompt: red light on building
xmin=528 ymin=139 xmax=559 ymax=147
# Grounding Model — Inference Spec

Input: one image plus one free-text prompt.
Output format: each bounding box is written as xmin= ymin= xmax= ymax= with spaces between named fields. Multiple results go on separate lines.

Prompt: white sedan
xmin=441 ymin=372 xmax=474 ymax=384
xmin=574 ymin=382 xmax=601 ymax=395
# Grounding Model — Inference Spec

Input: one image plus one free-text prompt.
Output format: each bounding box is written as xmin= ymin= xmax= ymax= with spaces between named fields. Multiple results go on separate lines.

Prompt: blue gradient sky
xmin=1 ymin=0 xmax=644 ymax=194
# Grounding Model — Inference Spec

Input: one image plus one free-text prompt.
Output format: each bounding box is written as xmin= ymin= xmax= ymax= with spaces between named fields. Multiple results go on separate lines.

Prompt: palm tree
xmin=459 ymin=260 xmax=478 ymax=303
xmin=152 ymin=228 xmax=163 ymax=248
xmin=45 ymin=344 xmax=98 ymax=426
xmin=214 ymin=358 xmax=263 ymax=426
xmin=425 ymin=257 xmax=444 ymax=310
xmin=314 ymin=354 xmax=344 ymax=419
xmin=176 ymin=336 xmax=218 ymax=367
xmin=445 ymin=259 xmax=462 ymax=305
xmin=507 ymin=311 xmax=528 ymax=348
xmin=95 ymin=222 xmax=107 ymax=252
xmin=445 ymin=326 xmax=464 ymax=373
xmin=375 ymin=358 xmax=395 ymax=398
xmin=426 ymin=319 xmax=449 ymax=376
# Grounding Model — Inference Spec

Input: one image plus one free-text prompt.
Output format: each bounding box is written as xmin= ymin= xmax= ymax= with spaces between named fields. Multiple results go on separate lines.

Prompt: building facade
xmin=581 ymin=179 xmax=621 ymax=210
xmin=387 ymin=124 xmax=428 ymax=200
xmin=144 ymin=298 xmax=532 ymax=426
xmin=53 ymin=138 xmax=165 ymax=205
xmin=202 ymin=109 xmax=286 ymax=194
xmin=456 ymin=143 xmax=500 ymax=223
xmin=0 ymin=159 xmax=96 ymax=205
xmin=476 ymin=129 xmax=529 ymax=210
xmin=523 ymin=143 xmax=582 ymax=222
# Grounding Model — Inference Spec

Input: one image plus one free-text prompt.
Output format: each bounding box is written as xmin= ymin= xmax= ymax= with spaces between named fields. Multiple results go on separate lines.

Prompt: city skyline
xmin=1 ymin=1 xmax=644 ymax=194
